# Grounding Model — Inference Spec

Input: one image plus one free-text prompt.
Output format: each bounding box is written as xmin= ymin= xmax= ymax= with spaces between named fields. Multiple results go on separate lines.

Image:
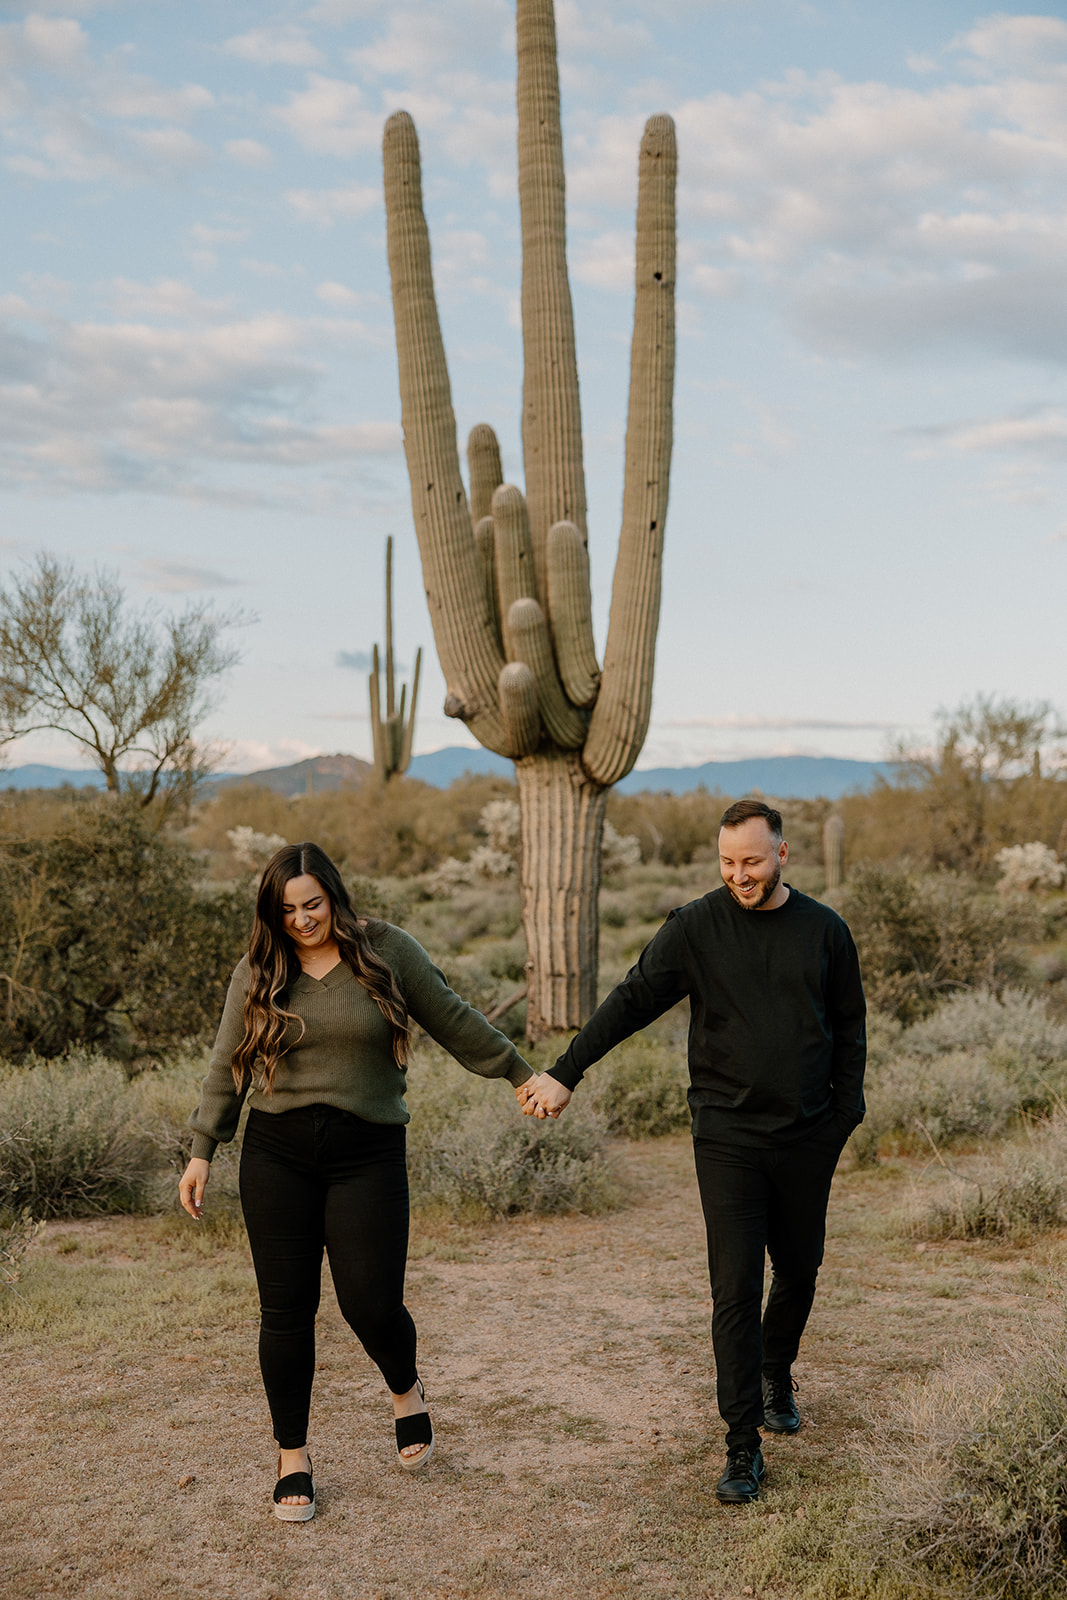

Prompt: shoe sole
xmin=274 ymin=1498 xmax=315 ymax=1521
xmin=762 ymin=1416 xmax=801 ymax=1434
xmin=397 ymin=1434 xmax=434 ymax=1472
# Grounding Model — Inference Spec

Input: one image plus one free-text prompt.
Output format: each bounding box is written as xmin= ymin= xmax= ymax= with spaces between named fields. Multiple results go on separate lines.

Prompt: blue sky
xmin=3 ymin=0 xmax=1067 ymax=772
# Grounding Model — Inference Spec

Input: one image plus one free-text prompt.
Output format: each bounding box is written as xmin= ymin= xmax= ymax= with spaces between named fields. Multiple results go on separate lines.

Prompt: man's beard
xmin=727 ymin=863 xmax=781 ymax=911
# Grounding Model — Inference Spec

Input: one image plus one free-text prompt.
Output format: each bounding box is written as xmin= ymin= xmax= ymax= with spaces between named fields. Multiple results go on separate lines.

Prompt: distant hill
xmin=0 ymin=749 xmax=891 ymax=801
xmin=210 ymin=753 xmax=372 ymax=798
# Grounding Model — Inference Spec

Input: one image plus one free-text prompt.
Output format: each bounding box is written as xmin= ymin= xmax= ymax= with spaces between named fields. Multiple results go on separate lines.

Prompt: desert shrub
xmin=190 ymin=772 xmax=517 ymax=881
xmin=837 ymin=864 xmax=1036 ymax=1024
xmin=903 ymin=1112 xmax=1067 ymax=1242
xmin=0 ymin=1207 xmax=42 ymax=1290
xmin=856 ymin=1317 xmax=1067 ymax=1597
xmin=995 ymin=840 xmax=1065 ymax=895
xmin=905 ymin=1155 xmax=1065 ymax=1243
xmin=0 ymin=1054 xmax=158 ymax=1216
xmin=865 ymin=1050 xmax=1019 ymax=1148
xmin=900 ymin=987 xmax=1067 ymax=1110
xmin=130 ymin=1051 xmax=245 ymax=1218
xmin=582 ymin=1035 xmax=689 ymax=1138
xmin=406 ymin=1049 xmax=620 ymax=1218
xmin=0 ymin=798 xmax=252 ymax=1061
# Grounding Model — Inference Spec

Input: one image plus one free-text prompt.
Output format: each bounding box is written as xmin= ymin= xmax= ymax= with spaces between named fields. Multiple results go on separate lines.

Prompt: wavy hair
xmin=231 ymin=841 xmax=409 ymax=1092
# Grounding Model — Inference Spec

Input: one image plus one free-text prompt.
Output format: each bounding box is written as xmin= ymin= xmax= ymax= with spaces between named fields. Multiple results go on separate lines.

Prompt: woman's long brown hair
xmin=231 ymin=841 xmax=410 ymax=1092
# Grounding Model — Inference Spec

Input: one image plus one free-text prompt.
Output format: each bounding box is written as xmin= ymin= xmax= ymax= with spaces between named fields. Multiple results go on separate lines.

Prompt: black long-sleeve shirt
xmin=548 ymin=885 xmax=866 ymax=1147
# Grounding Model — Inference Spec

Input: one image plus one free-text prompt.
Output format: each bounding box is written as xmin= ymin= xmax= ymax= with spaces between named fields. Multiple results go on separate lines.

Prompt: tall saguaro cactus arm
xmin=383 ymin=113 xmax=510 ymax=757
xmin=584 ymin=115 xmax=677 ymax=788
xmin=517 ymin=0 xmax=588 ymax=601
xmin=369 ymin=535 xmax=422 ymax=781
xmin=381 ymin=0 xmax=676 ymax=1039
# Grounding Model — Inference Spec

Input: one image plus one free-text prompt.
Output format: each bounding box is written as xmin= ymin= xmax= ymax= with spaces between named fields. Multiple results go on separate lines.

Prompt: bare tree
xmin=0 ymin=555 xmax=241 ymax=805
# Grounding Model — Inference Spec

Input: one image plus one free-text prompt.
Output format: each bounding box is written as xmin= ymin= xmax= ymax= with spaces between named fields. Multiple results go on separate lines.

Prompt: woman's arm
xmin=186 ymin=956 xmax=254 ymax=1162
xmin=384 ymin=928 xmax=534 ymax=1088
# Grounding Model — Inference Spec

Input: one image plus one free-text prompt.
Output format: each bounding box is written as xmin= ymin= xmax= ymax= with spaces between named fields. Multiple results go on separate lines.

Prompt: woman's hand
xmin=517 ymin=1073 xmax=572 ymax=1120
xmin=179 ymin=1157 xmax=211 ymax=1220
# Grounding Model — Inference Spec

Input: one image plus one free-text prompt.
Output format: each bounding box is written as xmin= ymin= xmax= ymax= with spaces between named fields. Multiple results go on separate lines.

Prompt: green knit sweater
xmin=189 ymin=923 xmax=532 ymax=1161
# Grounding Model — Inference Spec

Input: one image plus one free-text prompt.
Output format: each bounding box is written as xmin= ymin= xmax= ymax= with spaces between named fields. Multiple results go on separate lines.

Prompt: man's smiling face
xmin=718 ymin=817 xmax=789 ymax=911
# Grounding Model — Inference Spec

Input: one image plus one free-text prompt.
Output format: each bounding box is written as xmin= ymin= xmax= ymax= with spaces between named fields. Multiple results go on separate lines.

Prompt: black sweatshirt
xmin=547 ymin=885 xmax=866 ymax=1147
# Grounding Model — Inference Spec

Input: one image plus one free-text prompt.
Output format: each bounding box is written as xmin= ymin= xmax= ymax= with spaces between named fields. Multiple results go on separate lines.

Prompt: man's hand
xmin=179 ymin=1157 xmax=211 ymax=1219
xmin=519 ymin=1073 xmax=573 ymax=1120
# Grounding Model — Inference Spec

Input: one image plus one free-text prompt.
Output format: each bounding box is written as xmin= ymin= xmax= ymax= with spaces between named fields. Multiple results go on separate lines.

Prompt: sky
xmin=2 ymin=0 xmax=1067 ymax=773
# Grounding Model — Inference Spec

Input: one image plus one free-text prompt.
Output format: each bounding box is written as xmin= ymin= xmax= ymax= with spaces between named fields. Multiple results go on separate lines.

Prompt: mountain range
xmin=0 ymin=749 xmax=891 ymax=800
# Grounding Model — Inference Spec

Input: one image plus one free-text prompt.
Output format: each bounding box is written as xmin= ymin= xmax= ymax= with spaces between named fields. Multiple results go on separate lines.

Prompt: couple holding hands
xmin=180 ymin=800 xmax=865 ymax=1519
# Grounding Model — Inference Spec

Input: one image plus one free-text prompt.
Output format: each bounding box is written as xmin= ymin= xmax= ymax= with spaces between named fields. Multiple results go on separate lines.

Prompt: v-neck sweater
xmin=188 ymin=923 xmax=532 ymax=1161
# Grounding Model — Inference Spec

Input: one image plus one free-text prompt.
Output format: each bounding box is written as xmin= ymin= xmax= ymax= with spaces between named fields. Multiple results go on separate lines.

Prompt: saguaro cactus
xmin=382 ymin=0 xmax=676 ymax=1038
xmin=823 ymin=813 xmax=846 ymax=893
xmin=369 ymin=536 xmax=422 ymax=782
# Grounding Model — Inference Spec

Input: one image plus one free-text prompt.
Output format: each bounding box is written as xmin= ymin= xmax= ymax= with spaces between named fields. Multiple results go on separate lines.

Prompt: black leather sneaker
xmin=762 ymin=1370 xmax=801 ymax=1434
xmin=715 ymin=1445 xmax=765 ymax=1504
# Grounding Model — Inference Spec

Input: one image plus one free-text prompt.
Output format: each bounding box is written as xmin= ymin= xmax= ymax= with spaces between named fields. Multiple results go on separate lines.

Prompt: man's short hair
xmin=719 ymin=799 xmax=783 ymax=839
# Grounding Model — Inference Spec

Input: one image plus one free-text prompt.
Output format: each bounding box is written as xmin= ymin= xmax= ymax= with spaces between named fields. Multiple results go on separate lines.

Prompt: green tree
xmin=0 ymin=554 xmax=240 ymax=806
xmin=896 ymin=695 xmax=1066 ymax=871
xmin=0 ymin=798 xmax=252 ymax=1061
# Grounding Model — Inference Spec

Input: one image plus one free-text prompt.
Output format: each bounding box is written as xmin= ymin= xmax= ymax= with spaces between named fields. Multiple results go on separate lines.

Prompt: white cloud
xmin=275 ymin=74 xmax=380 ymax=155
xmin=285 ymin=183 xmax=378 ymax=226
xmin=0 ymin=291 xmax=401 ymax=499
xmin=224 ymin=137 xmax=273 ymax=167
xmin=223 ymin=27 xmax=324 ymax=68
xmin=136 ymin=560 xmax=242 ymax=593
xmin=316 ymin=280 xmax=363 ymax=306
xmin=222 ymin=738 xmax=326 ymax=771
xmin=108 ymin=278 xmax=232 ymax=319
xmin=904 ymin=406 xmax=1067 ymax=461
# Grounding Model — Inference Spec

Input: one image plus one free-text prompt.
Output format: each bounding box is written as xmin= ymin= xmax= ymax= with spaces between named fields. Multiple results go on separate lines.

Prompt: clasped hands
xmin=514 ymin=1073 xmax=572 ymax=1120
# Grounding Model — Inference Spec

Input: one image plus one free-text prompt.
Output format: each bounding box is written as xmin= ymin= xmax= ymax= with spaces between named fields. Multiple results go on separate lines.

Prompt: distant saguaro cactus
xmin=369 ymin=536 xmax=422 ymax=782
xmin=382 ymin=0 xmax=676 ymax=1038
xmin=824 ymin=813 xmax=846 ymax=893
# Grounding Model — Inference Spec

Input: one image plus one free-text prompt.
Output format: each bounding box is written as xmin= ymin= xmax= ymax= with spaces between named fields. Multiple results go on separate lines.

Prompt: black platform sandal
xmin=273 ymin=1454 xmax=315 ymax=1521
xmin=395 ymin=1380 xmax=434 ymax=1471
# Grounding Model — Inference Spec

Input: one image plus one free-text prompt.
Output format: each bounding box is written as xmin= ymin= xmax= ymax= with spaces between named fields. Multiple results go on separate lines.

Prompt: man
xmin=522 ymin=799 xmax=866 ymax=1504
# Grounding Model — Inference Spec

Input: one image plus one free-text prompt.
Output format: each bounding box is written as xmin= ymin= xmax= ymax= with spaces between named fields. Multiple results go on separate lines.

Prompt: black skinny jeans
xmin=239 ymin=1104 xmax=417 ymax=1449
xmin=693 ymin=1122 xmax=845 ymax=1452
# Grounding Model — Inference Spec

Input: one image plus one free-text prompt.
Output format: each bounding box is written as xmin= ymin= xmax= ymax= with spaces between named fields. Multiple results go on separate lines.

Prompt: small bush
xmin=903 ymin=1112 xmax=1067 ymax=1242
xmin=584 ymin=1035 xmax=689 ymax=1138
xmin=406 ymin=1050 xmax=620 ymax=1218
xmin=0 ymin=1207 xmax=43 ymax=1290
xmin=901 ymin=988 xmax=1067 ymax=1111
xmin=856 ymin=1316 xmax=1067 ymax=1597
xmin=0 ymin=1054 xmax=157 ymax=1216
xmin=838 ymin=864 xmax=1036 ymax=1024
xmin=865 ymin=1050 xmax=1019 ymax=1147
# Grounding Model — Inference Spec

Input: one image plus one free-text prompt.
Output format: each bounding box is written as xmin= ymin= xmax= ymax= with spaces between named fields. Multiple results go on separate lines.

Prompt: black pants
xmin=239 ymin=1105 xmax=417 ymax=1449
xmin=692 ymin=1124 xmax=845 ymax=1451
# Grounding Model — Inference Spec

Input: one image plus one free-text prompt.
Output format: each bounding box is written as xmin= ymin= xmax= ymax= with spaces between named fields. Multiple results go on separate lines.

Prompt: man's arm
xmin=545 ymin=912 xmax=691 ymax=1091
xmin=828 ymin=921 xmax=867 ymax=1134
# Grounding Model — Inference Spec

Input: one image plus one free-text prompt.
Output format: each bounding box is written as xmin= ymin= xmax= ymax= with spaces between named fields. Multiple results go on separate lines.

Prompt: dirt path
xmin=4 ymin=1139 xmax=1060 ymax=1600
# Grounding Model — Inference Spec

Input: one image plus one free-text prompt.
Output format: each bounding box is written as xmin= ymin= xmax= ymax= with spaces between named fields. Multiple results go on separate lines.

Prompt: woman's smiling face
xmin=282 ymin=874 xmax=334 ymax=952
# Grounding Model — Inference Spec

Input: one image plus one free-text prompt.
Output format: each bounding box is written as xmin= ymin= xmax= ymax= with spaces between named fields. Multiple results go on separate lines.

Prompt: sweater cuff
xmin=546 ymin=1060 xmax=584 ymax=1092
xmin=505 ymin=1061 xmax=534 ymax=1089
xmin=190 ymin=1132 xmax=219 ymax=1163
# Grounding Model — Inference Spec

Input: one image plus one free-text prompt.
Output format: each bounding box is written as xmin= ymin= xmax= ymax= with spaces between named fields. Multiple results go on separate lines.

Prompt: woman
xmin=179 ymin=841 xmax=536 ymax=1521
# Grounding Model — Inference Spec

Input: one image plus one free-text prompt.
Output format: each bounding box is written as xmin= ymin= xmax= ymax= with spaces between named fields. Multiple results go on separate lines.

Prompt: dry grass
xmin=5 ymin=1137 xmax=1065 ymax=1600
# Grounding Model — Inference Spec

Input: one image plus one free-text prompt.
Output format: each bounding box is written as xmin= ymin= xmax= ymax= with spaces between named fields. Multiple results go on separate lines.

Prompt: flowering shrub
xmin=994 ymin=841 xmax=1065 ymax=896
xmin=226 ymin=825 xmax=287 ymax=873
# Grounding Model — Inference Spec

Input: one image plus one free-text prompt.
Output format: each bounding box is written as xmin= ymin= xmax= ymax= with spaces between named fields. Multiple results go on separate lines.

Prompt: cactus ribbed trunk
xmin=517 ymin=0 xmax=587 ymax=601
xmin=823 ymin=814 xmax=845 ymax=893
xmin=584 ymin=114 xmax=677 ymax=787
xmin=517 ymin=750 xmax=607 ymax=1039
xmin=383 ymin=113 xmax=510 ymax=755
xmin=382 ymin=0 xmax=676 ymax=1037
